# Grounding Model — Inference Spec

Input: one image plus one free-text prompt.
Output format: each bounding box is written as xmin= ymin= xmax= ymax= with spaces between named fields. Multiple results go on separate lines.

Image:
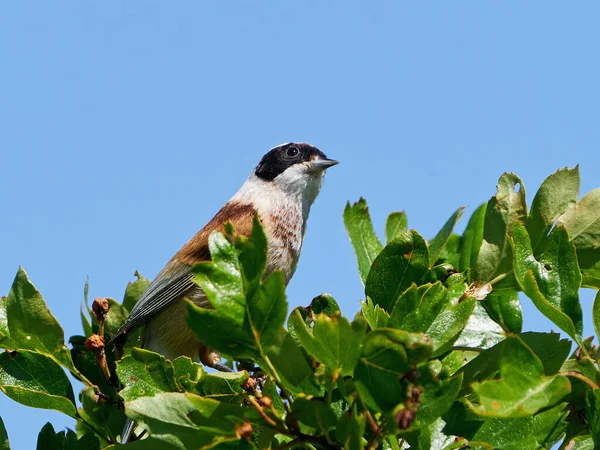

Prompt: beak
xmin=310 ymin=156 xmax=339 ymax=172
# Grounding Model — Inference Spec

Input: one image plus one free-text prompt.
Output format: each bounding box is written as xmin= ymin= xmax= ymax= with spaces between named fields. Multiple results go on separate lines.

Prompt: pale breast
xmin=262 ymin=204 xmax=305 ymax=285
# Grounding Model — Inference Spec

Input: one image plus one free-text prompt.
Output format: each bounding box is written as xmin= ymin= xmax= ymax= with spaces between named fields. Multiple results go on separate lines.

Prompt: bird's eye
xmin=286 ymin=147 xmax=299 ymax=157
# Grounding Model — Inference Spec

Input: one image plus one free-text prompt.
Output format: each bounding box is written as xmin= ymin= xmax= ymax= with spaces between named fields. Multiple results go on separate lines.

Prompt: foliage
xmin=2 ymin=166 xmax=600 ymax=449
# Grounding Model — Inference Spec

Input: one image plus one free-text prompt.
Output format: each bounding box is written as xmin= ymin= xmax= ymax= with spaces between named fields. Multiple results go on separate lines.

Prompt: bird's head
xmin=253 ymin=142 xmax=338 ymax=203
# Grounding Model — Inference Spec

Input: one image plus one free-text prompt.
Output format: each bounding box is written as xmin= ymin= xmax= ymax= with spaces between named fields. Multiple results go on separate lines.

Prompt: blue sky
xmin=1 ymin=2 xmax=599 ymax=448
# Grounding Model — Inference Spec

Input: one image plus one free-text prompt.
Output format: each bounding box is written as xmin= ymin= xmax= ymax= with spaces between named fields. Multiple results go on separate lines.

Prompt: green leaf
xmin=344 ymin=198 xmax=384 ymax=285
xmin=459 ymin=203 xmax=486 ymax=274
xmin=586 ymin=389 xmax=600 ymax=448
xmin=0 ymin=350 xmax=76 ymax=417
xmin=0 ymin=416 xmax=10 ymax=450
xmin=124 ymin=393 xmax=259 ymax=449
xmin=103 ymin=298 xmax=129 ymax=336
xmin=36 ymin=423 xmax=100 ymax=450
xmin=355 ymin=329 xmax=432 ymax=412
xmin=172 ymin=356 xmax=205 ymax=392
xmin=453 ymin=302 xmax=506 ymax=352
xmin=195 ymin=371 xmax=248 ymax=403
xmin=234 ymin=215 xmax=268 ymax=286
xmin=78 ymin=386 xmax=126 ymax=446
xmin=116 ymin=349 xmax=179 ymax=401
xmin=365 ymin=230 xmax=430 ymax=312
xmin=470 ymin=402 xmax=568 ymax=450
xmin=527 ymin=166 xmax=580 ymax=255
xmin=389 ymin=283 xmax=476 ymax=356
xmin=80 ymin=305 xmax=92 ymax=338
xmin=481 ymin=291 xmax=522 ymax=333
xmin=467 ymin=337 xmax=570 ymax=417
xmin=386 ymin=211 xmax=408 ymax=242
xmin=4 ymin=268 xmax=74 ymax=371
xmin=582 ymin=261 xmax=600 ymax=289
xmin=474 ymin=173 xmax=527 ymax=282
xmin=290 ymin=311 xmax=367 ymax=376
xmin=360 ymin=297 xmax=389 ymax=329
xmin=309 ymin=294 xmax=340 ymax=317
xmin=461 ymin=332 xmax=571 ymax=394
xmin=264 ymin=329 xmax=320 ymax=396
xmin=0 ymin=297 xmax=15 ymax=349
xmin=594 ymin=291 xmax=600 ymax=341
xmin=122 ymin=271 xmax=151 ymax=313
xmin=335 ymin=407 xmax=366 ymax=450
xmin=193 ymin=231 xmax=246 ymax=322
xmin=511 ymin=221 xmax=583 ymax=340
xmin=404 ymin=417 xmax=460 ymax=450
xmin=412 ymin=367 xmax=463 ymax=429
xmin=189 ymin=222 xmax=288 ymax=363
xmin=291 ymin=398 xmax=337 ymax=437
xmin=428 ymin=207 xmax=465 ymax=266
xmin=558 ymin=187 xmax=600 ymax=268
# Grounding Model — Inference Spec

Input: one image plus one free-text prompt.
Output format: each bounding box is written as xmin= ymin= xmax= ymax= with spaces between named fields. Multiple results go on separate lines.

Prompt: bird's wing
xmin=112 ymin=201 xmax=257 ymax=342
xmin=112 ymin=261 xmax=194 ymax=340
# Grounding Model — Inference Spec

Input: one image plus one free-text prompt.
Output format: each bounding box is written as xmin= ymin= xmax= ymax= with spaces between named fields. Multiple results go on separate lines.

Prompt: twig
xmin=561 ymin=371 xmax=599 ymax=389
xmin=247 ymin=395 xmax=278 ymax=427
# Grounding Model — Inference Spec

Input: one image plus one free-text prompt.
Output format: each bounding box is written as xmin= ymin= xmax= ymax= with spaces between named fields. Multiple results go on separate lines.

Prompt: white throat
xmin=231 ymin=167 xmax=324 ymax=223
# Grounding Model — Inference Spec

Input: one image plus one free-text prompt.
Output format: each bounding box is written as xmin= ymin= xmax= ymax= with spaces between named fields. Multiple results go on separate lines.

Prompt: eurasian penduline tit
xmin=113 ymin=142 xmax=338 ymax=443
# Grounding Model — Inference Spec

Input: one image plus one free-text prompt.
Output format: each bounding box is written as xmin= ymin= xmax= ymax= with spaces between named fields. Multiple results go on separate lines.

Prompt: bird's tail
xmin=121 ymin=418 xmax=136 ymax=444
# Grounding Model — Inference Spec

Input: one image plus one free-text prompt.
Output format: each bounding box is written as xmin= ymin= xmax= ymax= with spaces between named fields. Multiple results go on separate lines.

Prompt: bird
xmin=113 ymin=142 xmax=338 ymax=443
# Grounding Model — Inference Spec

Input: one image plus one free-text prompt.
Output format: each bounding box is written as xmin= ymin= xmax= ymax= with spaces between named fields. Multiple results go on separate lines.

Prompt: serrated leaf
xmin=467 ymin=337 xmax=570 ymax=417
xmin=122 ymin=272 xmax=151 ymax=313
xmin=116 ymin=349 xmax=178 ymax=401
xmin=461 ymin=332 xmax=571 ymax=394
xmin=0 ymin=350 xmax=76 ymax=417
xmin=386 ymin=211 xmax=408 ymax=242
xmin=290 ymin=311 xmax=367 ymax=376
xmin=471 ymin=402 xmax=568 ymax=450
xmin=429 ymin=207 xmax=465 ymax=266
xmin=511 ymin=221 xmax=583 ymax=340
xmin=474 ymin=173 xmax=527 ymax=282
xmin=124 ymin=393 xmax=259 ymax=449
xmin=189 ymin=223 xmax=287 ymax=362
xmin=36 ymin=422 xmax=100 ymax=450
xmin=459 ymin=203 xmax=486 ymax=274
xmin=527 ymin=166 xmax=580 ymax=255
xmin=366 ymin=230 xmax=430 ymax=312
xmin=172 ymin=356 xmax=205 ymax=392
xmin=264 ymin=329 xmax=320 ymax=396
xmin=4 ymin=268 xmax=75 ymax=372
xmin=355 ymin=329 xmax=432 ymax=412
xmin=360 ymin=297 xmax=389 ymax=329
xmin=0 ymin=416 xmax=10 ymax=450
xmin=195 ymin=371 xmax=247 ymax=403
xmin=558 ymin=187 xmax=600 ymax=268
xmin=344 ymin=198 xmax=384 ymax=285
xmin=389 ymin=283 xmax=476 ymax=356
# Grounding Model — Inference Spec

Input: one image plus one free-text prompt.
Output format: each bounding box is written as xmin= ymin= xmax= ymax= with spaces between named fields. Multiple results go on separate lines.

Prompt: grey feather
xmin=113 ymin=263 xmax=194 ymax=340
